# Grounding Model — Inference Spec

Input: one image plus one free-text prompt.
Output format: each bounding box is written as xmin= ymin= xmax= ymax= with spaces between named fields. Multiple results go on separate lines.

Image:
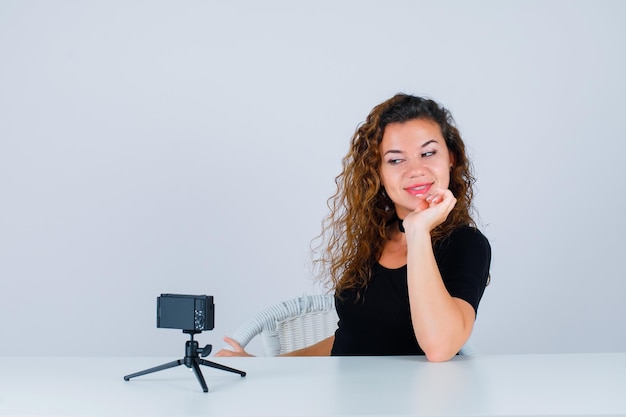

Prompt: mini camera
xmin=124 ymin=293 xmax=245 ymax=392
xmin=156 ymin=293 xmax=214 ymax=332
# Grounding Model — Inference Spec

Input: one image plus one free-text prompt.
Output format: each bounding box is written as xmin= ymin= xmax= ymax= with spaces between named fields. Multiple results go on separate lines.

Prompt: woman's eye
xmin=422 ymin=150 xmax=436 ymax=157
xmin=388 ymin=159 xmax=403 ymax=165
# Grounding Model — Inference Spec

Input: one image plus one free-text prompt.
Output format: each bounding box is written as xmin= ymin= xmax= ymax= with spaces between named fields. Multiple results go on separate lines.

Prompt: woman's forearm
xmin=406 ymin=231 xmax=474 ymax=362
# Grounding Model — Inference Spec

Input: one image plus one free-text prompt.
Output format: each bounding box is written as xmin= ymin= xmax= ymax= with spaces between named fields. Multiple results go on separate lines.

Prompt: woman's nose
xmin=406 ymin=157 xmax=424 ymax=177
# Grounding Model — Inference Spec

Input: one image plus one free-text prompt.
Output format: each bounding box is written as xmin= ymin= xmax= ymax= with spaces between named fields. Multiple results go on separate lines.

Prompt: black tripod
xmin=123 ymin=330 xmax=246 ymax=392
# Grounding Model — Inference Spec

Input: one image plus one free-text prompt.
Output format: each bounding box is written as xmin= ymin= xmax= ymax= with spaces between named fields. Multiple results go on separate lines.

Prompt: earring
xmin=381 ymin=189 xmax=393 ymax=211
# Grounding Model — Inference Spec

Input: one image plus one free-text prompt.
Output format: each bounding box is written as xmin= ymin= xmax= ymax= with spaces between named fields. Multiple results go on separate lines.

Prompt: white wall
xmin=1 ymin=0 xmax=624 ymax=356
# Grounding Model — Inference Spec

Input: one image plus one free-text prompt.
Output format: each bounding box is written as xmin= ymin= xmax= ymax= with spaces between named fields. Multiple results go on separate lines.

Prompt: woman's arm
xmin=403 ymin=190 xmax=475 ymax=362
xmin=280 ymin=335 xmax=334 ymax=356
xmin=214 ymin=335 xmax=334 ymax=357
xmin=406 ymin=230 xmax=475 ymax=362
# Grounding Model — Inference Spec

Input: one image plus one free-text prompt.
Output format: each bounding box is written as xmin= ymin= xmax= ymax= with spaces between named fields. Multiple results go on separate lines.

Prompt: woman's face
xmin=379 ymin=118 xmax=454 ymax=219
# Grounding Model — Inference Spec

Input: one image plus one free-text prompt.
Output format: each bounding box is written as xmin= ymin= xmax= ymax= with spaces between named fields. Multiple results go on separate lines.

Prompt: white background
xmin=1 ymin=0 xmax=624 ymax=357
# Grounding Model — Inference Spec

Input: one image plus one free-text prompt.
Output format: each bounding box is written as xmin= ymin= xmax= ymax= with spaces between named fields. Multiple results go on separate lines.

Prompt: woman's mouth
xmin=404 ymin=183 xmax=432 ymax=196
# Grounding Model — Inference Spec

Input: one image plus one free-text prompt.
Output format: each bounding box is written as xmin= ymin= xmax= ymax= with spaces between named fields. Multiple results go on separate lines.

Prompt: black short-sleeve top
xmin=331 ymin=225 xmax=491 ymax=356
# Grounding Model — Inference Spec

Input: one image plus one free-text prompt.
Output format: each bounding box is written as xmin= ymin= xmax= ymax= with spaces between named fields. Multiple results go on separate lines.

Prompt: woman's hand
xmin=213 ymin=336 xmax=254 ymax=357
xmin=403 ymin=188 xmax=456 ymax=235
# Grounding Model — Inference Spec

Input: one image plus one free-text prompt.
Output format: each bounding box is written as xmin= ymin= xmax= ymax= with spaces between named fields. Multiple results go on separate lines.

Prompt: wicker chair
xmin=229 ymin=294 xmax=338 ymax=356
xmin=228 ymin=293 xmax=476 ymax=356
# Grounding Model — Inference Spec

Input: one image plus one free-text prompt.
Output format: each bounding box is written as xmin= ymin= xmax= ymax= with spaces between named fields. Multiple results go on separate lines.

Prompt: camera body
xmin=156 ymin=294 xmax=214 ymax=332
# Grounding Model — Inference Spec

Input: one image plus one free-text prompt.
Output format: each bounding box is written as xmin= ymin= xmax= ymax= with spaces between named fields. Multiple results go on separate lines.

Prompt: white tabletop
xmin=1 ymin=353 xmax=625 ymax=416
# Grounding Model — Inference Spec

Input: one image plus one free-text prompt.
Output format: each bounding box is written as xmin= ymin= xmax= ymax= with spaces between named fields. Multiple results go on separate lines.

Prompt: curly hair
xmin=314 ymin=93 xmax=477 ymax=295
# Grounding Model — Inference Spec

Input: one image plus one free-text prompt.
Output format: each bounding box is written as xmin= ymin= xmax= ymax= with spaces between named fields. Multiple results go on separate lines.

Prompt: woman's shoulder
xmin=450 ymin=224 xmax=489 ymax=241
xmin=438 ymin=225 xmax=491 ymax=253
xmin=435 ymin=225 xmax=492 ymax=281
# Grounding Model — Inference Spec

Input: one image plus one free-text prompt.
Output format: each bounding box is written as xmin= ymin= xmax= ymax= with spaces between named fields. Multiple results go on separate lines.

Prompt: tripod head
xmin=182 ymin=330 xmax=212 ymax=359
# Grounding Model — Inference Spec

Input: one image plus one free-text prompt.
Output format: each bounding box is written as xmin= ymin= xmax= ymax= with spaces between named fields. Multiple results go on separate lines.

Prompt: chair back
xmin=230 ymin=294 xmax=338 ymax=356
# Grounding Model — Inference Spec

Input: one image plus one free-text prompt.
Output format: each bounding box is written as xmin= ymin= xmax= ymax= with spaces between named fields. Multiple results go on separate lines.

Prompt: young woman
xmin=216 ymin=94 xmax=491 ymax=362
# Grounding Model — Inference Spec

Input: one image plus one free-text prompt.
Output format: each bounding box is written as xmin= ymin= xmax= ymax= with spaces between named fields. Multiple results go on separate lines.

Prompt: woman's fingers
xmin=214 ymin=336 xmax=253 ymax=357
xmin=405 ymin=189 xmax=456 ymax=233
xmin=223 ymin=336 xmax=244 ymax=352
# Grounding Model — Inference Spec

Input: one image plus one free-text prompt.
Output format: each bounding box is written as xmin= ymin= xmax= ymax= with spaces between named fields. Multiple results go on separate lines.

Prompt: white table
xmin=1 ymin=353 xmax=625 ymax=416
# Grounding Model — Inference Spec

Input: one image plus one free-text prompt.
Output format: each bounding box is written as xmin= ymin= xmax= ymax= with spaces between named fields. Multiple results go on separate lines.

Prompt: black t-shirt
xmin=331 ymin=226 xmax=491 ymax=356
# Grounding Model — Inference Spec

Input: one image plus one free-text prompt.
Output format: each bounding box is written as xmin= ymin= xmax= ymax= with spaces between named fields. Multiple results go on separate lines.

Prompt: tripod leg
xmin=191 ymin=359 xmax=209 ymax=392
xmin=124 ymin=359 xmax=183 ymax=380
xmin=198 ymin=359 xmax=247 ymax=377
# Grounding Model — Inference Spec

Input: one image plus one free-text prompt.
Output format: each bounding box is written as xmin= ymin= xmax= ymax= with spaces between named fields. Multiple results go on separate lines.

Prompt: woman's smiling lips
xmin=404 ymin=183 xmax=432 ymax=196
